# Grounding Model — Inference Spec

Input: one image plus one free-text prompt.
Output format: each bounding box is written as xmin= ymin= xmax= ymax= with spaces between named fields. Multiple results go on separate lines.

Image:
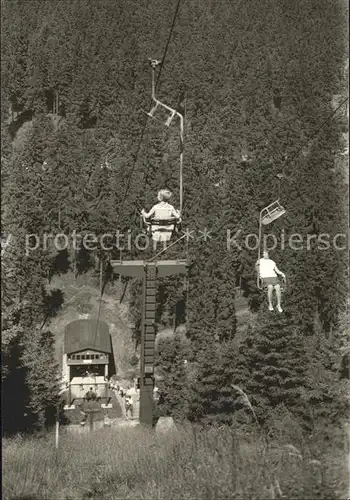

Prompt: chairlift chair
xmin=145 ymin=101 xmax=177 ymax=128
xmin=141 ymin=213 xmax=180 ymax=244
xmin=260 ymin=200 xmax=286 ymax=226
xmin=257 ymin=181 xmax=287 ymax=289
xmin=258 ymin=275 xmax=287 ymax=293
xmin=142 ymin=58 xmax=181 ymax=129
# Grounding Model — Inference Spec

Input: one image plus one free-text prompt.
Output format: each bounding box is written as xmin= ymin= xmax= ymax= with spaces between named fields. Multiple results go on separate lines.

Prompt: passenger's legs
xmin=275 ymin=284 xmax=283 ymax=312
xmin=267 ymin=284 xmax=274 ymax=310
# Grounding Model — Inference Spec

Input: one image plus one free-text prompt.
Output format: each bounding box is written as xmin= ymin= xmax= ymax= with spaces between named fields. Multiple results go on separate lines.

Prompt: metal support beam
xmin=111 ymin=260 xmax=187 ymax=277
xmin=111 ymin=259 xmax=187 ymax=425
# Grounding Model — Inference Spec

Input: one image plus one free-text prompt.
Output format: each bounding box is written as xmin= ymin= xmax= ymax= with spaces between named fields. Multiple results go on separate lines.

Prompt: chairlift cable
xmin=92 ymin=0 xmax=183 ymax=347
xmin=147 ymin=230 xmax=194 ymax=263
xmin=115 ymin=0 xmax=182 ymax=230
xmin=155 ymin=0 xmax=182 ymax=92
xmin=142 ymin=0 xmax=183 ymax=213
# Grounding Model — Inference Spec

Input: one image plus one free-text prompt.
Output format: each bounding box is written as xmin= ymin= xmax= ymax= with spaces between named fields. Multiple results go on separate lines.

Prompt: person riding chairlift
xmin=141 ymin=189 xmax=181 ymax=248
xmin=255 ymin=250 xmax=286 ymax=313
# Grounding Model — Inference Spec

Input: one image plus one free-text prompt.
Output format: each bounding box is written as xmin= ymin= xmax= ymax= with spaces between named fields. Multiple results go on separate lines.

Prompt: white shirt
xmin=143 ymin=201 xmax=180 ymax=221
xmin=258 ymin=258 xmax=277 ymax=278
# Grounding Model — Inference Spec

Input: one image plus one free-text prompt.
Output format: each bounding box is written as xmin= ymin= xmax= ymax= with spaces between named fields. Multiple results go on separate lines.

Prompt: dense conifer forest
xmin=1 ymin=0 xmax=348 ymax=442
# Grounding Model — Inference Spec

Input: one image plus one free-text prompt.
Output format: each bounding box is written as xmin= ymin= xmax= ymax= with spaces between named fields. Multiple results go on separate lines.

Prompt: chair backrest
xmin=150 ymin=218 xmax=177 ymax=226
xmin=142 ymin=214 xmax=178 ymax=232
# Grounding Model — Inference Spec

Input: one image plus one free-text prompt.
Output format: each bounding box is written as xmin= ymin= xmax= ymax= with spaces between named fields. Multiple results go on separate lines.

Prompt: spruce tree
xmin=233 ymin=311 xmax=309 ymax=424
xmin=20 ymin=328 xmax=60 ymax=431
xmin=155 ymin=333 xmax=187 ymax=420
xmin=187 ymin=337 xmax=237 ymax=425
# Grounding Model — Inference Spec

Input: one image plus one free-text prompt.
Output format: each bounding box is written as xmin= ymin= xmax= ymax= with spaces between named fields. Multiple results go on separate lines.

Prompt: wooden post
xmin=73 ymin=247 xmax=77 ymax=280
xmin=89 ymin=412 xmax=93 ymax=432
xmin=56 ymin=387 xmax=66 ymax=449
xmin=55 ymin=414 xmax=59 ymax=449
xmin=111 ymin=259 xmax=187 ymax=426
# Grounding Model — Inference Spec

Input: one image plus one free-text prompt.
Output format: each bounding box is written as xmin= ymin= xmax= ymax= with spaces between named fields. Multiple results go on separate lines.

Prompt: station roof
xmin=64 ymin=319 xmax=111 ymax=354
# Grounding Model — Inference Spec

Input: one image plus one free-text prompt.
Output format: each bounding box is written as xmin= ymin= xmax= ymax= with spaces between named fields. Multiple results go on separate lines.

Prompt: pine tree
xmin=155 ymin=333 xmax=187 ymax=420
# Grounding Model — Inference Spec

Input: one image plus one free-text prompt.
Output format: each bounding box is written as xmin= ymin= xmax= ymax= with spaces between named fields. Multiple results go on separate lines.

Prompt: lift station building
xmin=62 ymin=319 xmax=112 ymax=403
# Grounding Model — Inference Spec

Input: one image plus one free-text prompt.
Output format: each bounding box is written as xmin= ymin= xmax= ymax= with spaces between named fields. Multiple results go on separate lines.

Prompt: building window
xmin=76 ymin=355 xmax=80 ymax=360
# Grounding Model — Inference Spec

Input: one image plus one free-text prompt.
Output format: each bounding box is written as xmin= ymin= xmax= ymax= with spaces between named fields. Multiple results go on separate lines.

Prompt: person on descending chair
xmin=141 ymin=189 xmax=181 ymax=248
xmin=255 ymin=251 xmax=286 ymax=313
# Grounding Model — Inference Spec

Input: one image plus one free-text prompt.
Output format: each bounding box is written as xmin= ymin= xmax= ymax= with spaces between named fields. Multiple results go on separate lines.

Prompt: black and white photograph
xmin=1 ymin=0 xmax=349 ymax=498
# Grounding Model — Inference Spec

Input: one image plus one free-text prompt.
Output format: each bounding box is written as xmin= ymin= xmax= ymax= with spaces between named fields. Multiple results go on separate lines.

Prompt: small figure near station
xmin=153 ymin=386 xmax=160 ymax=402
xmin=103 ymin=413 xmax=111 ymax=427
xmin=125 ymin=394 xmax=133 ymax=419
xmin=256 ymin=251 xmax=286 ymax=313
xmin=141 ymin=189 xmax=181 ymax=248
xmin=85 ymin=387 xmax=97 ymax=402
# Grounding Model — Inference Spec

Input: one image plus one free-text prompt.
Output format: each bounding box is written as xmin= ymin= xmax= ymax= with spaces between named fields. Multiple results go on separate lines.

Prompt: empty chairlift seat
xmin=260 ymin=200 xmax=286 ymax=226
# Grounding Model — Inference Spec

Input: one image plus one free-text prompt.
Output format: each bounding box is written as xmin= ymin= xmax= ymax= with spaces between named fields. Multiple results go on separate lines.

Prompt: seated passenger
xmin=141 ymin=189 xmax=181 ymax=247
xmin=255 ymin=251 xmax=286 ymax=313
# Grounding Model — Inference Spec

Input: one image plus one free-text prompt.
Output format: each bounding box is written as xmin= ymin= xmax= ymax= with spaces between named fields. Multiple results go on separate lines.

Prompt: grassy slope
xmin=3 ymin=423 xmax=348 ymax=500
